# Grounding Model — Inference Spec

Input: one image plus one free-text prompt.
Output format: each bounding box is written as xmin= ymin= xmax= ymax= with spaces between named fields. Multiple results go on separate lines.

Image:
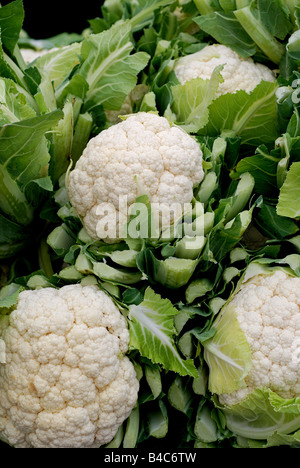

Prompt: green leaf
xmin=136 ymin=249 xmax=199 ymax=289
xmin=169 ymin=65 xmax=224 ymax=133
xmin=220 ymin=388 xmax=300 ymax=443
xmin=146 ymin=400 xmax=168 ymax=439
xmin=126 ymin=0 xmax=176 ymax=32
xmin=219 ymin=0 xmax=237 ymax=12
xmin=233 ymin=4 xmax=286 ymax=64
xmin=145 ymin=364 xmax=162 ymax=399
xmin=56 ymin=75 xmax=89 ymax=108
xmin=200 ymin=81 xmax=279 ymax=146
xmin=194 ymin=0 xmax=222 ymax=15
xmin=168 ymin=376 xmax=194 ymax=415
xmin=214 ymin=172 xmax=255 ymax=224
xmin=232 ymin=145 xmax=280 ymax=197
xmin=128 ymin=287 xmax=198 ymax=377
xmin=34 ymin=43 xmax=82 ymax=89
xmin=0 ymin=0 xmax=24 ymax=55
xmin=175 ymin=236 xmax=207 ymax=260
xmin=24 ymin=176 xmax=53 ymax=208
xmin=0 ymin=162 xmax=34 ymax=226
xmin=123 ymin=406 xmax=140 ymax=448
xmin=78 ymin=21 xmax=150 ymax=112
xmin=19 ymin=32 xmax=83 ymax=50
xmin=0 ymin=110 xmax=63 ymax=187
xmin=0 ymin=282 xmax=24 ymax=313
xmin=49 ymin=100 xmax=74 ymax=185
xmin=193 ymin=11 xmax=257 ymax=58
xmin=207 ymin=209 xmax=253 ymax=264
xmin=277 ymin=162 xmax=300 ymax=219
xmin=0 ymin=110 xmax=63 ymax=225
xmin=256 ymin=203 xmax=299 ymax=239
xmin=47 ymin=224 xmax=76 ymax=257
xmin=0 ymin=211 xmax=31 ymax=259
xmin=0 ymin=77 xmax=36 ymax=125
xmin=254 ymin=0 xmax=292 ymax=41
xmin=185 ymin=278 xmax=214 ymax=304
xmin=194 ymin=404 xmax=219 ymax=443
xmin=70 ymin=112 xmax=93 ymax=165
xmin=92 ymin=262 xmax=143 ymax=285
xmin=122 ymin=287 xmax=144 ymax=305
xmin=203 ymin=304 xmax=252 ymax=394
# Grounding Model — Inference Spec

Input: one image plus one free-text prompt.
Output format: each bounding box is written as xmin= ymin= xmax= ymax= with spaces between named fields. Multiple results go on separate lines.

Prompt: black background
xmin=1 ymin=0 xmax=104 ymax=38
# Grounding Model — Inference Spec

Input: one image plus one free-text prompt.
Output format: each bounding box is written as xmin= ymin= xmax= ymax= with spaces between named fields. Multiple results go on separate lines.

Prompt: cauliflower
xmin=67 ymin=112 xmax=204 ymax=241
xmin=174 ymin=44 xmax=276 ymax=96
xmin=0 ymin=284 xmax=139 ymax=448
xmin=206 ymin=269 xmax=300 ymax=406
xmin=202 ymin=268 xmax=300 ymax=442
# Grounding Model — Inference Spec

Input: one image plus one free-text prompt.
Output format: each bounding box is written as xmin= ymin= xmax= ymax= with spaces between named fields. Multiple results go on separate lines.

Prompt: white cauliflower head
xmin=218 ymin=270 xmax=300 ymax=406
xmin=174 ymin=44 xmax=276 ymax=96
xmin=67 ymin=112 xmax=204 ymax=241
xmin=0 ymin=284 xmax=139 ymax=448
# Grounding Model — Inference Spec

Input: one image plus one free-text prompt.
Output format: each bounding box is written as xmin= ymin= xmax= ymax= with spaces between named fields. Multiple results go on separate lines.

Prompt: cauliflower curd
xmin=0 ymin=284 xmax=139 ymax=448
xmin=67 ymin=112 xmax=204 ymax=241
xmin=219 ymin=270 xmax=300 ymax=406
xmin=174 ymin=44 xmax=276 ymax=96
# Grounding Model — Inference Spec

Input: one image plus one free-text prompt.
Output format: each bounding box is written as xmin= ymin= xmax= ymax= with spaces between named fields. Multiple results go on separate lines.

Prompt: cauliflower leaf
xmin=79 ymin=21 xmax=150 ymax=112
xmin=200 ymin=80 xmax=279 ymax=146
xmin=203 ymin=304 xmax=252 ymax=395
xmin=168 ymin=65 xmax=224 ymax=133
xmin=220 ymin=389 xmax=300 ymax=443
xmin=128 ymin=287 xmax=198 ymax=378
xmin=277 ymin=161 xmax=300 ymax=219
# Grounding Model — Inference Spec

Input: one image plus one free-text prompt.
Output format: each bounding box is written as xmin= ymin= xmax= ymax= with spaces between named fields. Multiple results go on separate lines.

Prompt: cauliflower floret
xmin=219 ymin=270 xmax=300 ymax=406
xmin=67 ymin=112 xmax=204 ymax=241
xmin=0 ymin=284 xmax=139 ymax=448
xmin=174 ymin=44 xmax=276 ymax=96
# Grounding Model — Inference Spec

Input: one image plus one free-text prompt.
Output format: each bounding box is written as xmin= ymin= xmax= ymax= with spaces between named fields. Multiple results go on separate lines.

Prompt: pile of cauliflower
xmin=0 ymin=42 xmax=284 ymax=449
xmin=0 ymin=285 xmax=139 ymax=448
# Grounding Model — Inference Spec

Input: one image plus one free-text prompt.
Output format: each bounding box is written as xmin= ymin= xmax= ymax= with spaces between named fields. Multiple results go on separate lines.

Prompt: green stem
xmin=235 ymin=0 xmax=250 ymax=8
xmin=71 ymin=112 xmax=93 ymax=164
xmin=13 ymin=44 xmax=27 ymax=71
xmin=123 ymin=406 xmax=140 ymax=449
xmin=234 ymin=6 xmax=285 ymax=64
xmin=0 ymin=165 xmax=34 ymax=226
xmin=193 ymin=0 xmax=216 ymax=15
xmin=3 ymin=51 xmax=30 ymax=92
xmin=219 ymin=0 xmax=236 ymax=12
xmin=38 ymin=237 xmax=54 ymax=278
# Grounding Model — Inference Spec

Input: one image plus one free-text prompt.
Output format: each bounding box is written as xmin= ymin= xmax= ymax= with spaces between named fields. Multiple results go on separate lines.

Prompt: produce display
xmin=0 ymin=0 xmax=300 ymax=449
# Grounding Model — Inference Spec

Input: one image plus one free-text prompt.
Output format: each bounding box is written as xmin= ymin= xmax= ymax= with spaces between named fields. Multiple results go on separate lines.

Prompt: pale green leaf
xmin=128 ymin=287 xmax=198 ymax=377
xmin=222 ymin=388 xmax=300 ymax=442
xmin=78 ymin=21 xmax=150 ymax=112
xmin=170 ymin=65 xmax=224 ymax=133
xmin=0 ymin=77 xmax=36 ymax=126
xmin=203 ymin=304 xmax=252 ymax=394
xmin=200 ymin=81 xmax=279 ymax=146
xmin=277 ymin=162 xmax=300 ymax=219
xmin=34 ymin=43 xmax=81 ymax=88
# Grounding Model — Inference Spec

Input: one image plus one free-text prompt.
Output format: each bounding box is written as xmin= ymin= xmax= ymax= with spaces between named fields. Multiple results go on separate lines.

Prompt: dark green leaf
xmin=0 ymin=0 xmax=24 ymax=55
xmin=194 ymin=11 xmax=257 ymax=58
xmin=256 ymin=203 xmax=299 ymax=239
